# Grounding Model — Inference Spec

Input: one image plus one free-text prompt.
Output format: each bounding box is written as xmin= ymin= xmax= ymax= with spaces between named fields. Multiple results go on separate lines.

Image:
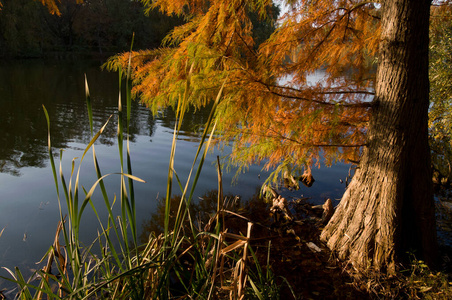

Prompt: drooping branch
xmin=261 ymin=83 xmax=374 ymax=108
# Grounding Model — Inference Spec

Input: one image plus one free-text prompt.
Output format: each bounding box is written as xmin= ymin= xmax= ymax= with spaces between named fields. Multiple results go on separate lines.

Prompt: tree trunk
xmin=320 ymin=0 xmax=437 ymax=274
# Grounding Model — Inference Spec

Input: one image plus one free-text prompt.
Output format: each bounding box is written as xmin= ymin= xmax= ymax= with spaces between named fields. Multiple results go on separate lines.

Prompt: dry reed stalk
xmin=36 ymin=218 xmax=66 ymax=300
xmin=216 ymin=156 xmax=224 ymax=232
xmin=0 ymin=225 xmax=6 ymax=239
xmin=237 ymin=222 xmax=253 ymax=300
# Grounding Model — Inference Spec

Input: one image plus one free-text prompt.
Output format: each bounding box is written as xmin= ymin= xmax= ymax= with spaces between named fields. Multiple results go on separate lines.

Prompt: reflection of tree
xmin=0 ymin=60 xmax=156 ymax=175
xmin=140 ymin=188 xmax=271 ymax=244
xmin=156 ymin=104 xmax=214 ymax=142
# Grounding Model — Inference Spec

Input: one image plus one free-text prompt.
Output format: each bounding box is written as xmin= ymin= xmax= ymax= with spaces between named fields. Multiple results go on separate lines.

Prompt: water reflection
xmin=0 ymin=59 xmax=222 ymax=176
xmin=0 ymin=59 xmax=158 ymax=176
xmin=157 ymin=104 xmax=213 ymax=142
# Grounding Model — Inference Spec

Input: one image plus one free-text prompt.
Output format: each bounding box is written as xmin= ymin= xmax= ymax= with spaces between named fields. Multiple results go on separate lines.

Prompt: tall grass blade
xmin=171 ymin=80 xmax=225 ymax=245
xmin=0 ymin=225 xmax=6 ymax=239
xmin=249 ymin=277 xmax=264 ymax=300
xmin=84 ymin=78 xmax=125 ymax=266
xmin=84 ymin=74 xmax=93 ymax=136
xmin=164 ymin=100 xmax=179 ymax=241
xmin=84 ymin=173 xmax=144 ymax=202
xmin=126 ymin=33 xmax=134 ymax=126
xmin=79 ymin=172 xmax=144 ymax=226
xmin=13 ymin=267 xmax=33 ymax=299
xmin=42 ymin=105 xmax=60 ymax=200
xmin=163 ymin=64 xmax=197 ymax=243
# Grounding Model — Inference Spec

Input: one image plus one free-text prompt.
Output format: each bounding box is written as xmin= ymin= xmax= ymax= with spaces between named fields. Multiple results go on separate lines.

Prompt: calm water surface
xmin=0 ymin=59 xmax=350 ymax=289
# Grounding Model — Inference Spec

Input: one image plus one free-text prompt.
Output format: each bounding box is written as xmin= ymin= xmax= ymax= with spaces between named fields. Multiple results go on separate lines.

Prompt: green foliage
xmin=0 ymin=0 xmax=184 ymax=57
xmin=247 ymin=241 xmax=295 ymax=300
xmin=429 ymin=5 xmax=452 ymax=181
xmin=366 ymin=254 xmax=452 ymax=299
xmin=0 ymin=0 xmax=46 ymax=56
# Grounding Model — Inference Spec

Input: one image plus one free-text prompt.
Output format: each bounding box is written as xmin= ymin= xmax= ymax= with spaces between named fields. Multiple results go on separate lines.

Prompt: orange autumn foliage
xmin=0 ymin=0 xmax=83 ymax=15
xmin=106 ymin=0 xmax=380 ymax=182
xmin=39 ymin=0 xmax=62 ymax=15
xmin=26 ymin=0 xmax=84 ymax=15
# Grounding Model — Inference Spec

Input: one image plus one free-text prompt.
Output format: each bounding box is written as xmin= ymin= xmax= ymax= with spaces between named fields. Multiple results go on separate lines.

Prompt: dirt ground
xmin=223 ymin=196 xmax=452 ymax=300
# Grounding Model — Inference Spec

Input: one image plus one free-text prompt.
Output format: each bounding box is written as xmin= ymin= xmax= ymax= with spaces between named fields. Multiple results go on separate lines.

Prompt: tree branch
xmin=262 ymin=83 xmax=374 ymax=108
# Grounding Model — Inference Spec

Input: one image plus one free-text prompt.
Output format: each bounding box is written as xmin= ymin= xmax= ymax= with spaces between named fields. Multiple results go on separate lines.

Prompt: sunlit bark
xmin=321 ymin=0 xmax=437 ymax=273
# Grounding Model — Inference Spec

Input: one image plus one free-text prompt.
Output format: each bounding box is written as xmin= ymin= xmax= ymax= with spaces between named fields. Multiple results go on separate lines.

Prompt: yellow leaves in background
xmin=35 ymin=0 xmax=83 ymax=15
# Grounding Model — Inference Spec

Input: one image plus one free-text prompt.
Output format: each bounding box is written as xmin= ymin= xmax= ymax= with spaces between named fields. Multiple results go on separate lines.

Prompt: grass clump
xmin=0 ymin=54 xmax=288 ymax=299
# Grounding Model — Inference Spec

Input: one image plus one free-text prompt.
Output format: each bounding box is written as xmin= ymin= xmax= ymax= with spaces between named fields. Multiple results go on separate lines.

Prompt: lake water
xmin=0 ymin=59 xmax=359 ymax=290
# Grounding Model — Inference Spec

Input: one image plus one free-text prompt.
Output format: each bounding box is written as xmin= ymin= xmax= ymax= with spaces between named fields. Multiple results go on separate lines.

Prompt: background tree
xmin=0 ymin=0 xmax=48 ymax=56
xmin=107 ymin=0 xmax=439 ymax=273
xmin=0 ymin=0 xmax=182 ymax=57
xmin=39 ymin=0 xmax=74 ymax=15
xmin=42 ymin=0 xmax=83 ymax=51
xmin=429 ymin=3 xmax=452 ymax=184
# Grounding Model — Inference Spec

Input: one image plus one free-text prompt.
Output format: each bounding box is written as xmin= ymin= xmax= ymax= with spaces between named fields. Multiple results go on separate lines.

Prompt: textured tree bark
xmin=320 ymin=0 xmax=437 ymax=273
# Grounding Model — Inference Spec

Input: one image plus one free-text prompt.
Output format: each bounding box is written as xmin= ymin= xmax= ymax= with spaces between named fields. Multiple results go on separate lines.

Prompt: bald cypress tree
xmin=107 ymin=0 xmax=438 ymax=273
